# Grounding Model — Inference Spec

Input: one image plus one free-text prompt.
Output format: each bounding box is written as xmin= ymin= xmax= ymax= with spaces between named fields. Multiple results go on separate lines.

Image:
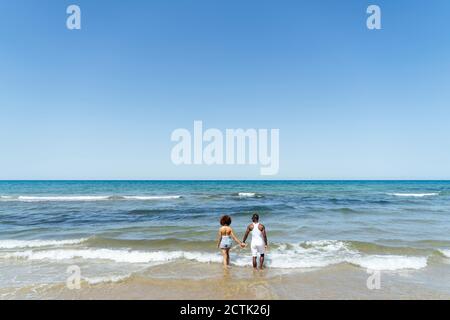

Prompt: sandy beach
xmin=2 ymin=260 xmax=449 ymax=300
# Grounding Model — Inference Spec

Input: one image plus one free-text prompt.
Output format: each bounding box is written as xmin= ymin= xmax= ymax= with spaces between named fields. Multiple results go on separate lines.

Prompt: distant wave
xmin=1 ymin=240 xmax=429 ymax=271
xmin=127 ymin=208 xmax=176 ymax=215
xmin=387 ymin=193 xmax=439 ymax=198
xmin=0 ymin=238 xmax=88 ymax=249
xmin=237 ymin=192 xmax=263 ymax=198
xmin=238 ymin=192 xmax=256 ymax=197
xmin=20 ymin=196 xmax=110 ymax=201
xmin=123 ymin=195 xmax=182 ymax=200
xmin=0 ymin=195 xmax=182 ymax=202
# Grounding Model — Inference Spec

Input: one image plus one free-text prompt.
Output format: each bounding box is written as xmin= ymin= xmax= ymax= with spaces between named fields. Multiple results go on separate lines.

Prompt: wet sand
xmin=3 ymin=261 xmax=449 ymax=300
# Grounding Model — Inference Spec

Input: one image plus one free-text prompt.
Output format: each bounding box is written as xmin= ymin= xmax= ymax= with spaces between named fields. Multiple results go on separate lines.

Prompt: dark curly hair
xmin=220 ymin=215 xmax=232 ymax=226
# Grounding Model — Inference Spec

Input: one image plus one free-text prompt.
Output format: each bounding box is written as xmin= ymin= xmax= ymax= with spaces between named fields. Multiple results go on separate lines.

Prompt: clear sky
xmin=1 ymin=0 xmax=449 ymax=180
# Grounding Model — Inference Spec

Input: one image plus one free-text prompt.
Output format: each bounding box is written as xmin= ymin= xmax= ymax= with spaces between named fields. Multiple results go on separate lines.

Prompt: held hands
xmin=240 ymin=242 xmax=247 ymax=248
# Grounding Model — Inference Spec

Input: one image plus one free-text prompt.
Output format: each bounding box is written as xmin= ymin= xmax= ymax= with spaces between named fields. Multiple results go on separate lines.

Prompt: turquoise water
xmin=0 ymin=181 xmax=449 ymax=291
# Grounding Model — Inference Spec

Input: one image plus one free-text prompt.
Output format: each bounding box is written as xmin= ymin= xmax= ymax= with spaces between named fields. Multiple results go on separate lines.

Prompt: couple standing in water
xmin=217 ymin=213 xmax=268 ymax=269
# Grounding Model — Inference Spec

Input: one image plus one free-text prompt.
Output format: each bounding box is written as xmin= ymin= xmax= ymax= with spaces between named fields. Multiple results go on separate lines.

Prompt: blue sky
xmin=1 ymin=0 xmax=449 ymax=179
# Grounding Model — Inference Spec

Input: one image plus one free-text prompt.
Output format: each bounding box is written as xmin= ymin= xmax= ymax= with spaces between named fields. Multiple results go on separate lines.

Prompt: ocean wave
xmin=21 ymin=196 xmax=110 ymax=201
xmin=1 ymin=240 xmax=429 ymax=271
xmin=348 ymin=255 xmax=427 ymax=271
xmin=85 ymin=237 xmax=214 ymax=250
xmin=123 ymin=195 xmax=182 ymax=200
xmin=238 ymin=192 xmax=256 ymax=198
xmin=0 ymin=195 xmax=182 ymax=202
xmin=439 ymin=249 xmax=450 ymax=258
xmin=237 ymin=192 xmax=261 ymax=198
xmin=127 ymin=209 xmax=175 ymax=215
xmin=265 ymin=240 xmax=428 ymax=270
xmin=0 ymin=238 xmax=88 ymax=249
xmin=387 ymin=193 xmax=439 ymax=198
xmin=83 ymin=274 xmax=133 ymax=285
xmin=3 ymin=248 xmax=222 ymax=264
xmin=263 ymin=240 xmax=354 ymax=269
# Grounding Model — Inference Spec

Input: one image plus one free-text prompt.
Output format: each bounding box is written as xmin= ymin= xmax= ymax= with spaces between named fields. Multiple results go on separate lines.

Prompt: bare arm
xmin=261 ymin=224 xmax=268 ymax=246
xmin=242 ymin=224 xmax=252 ymax=243
xmin=216 ymin=230 xmax=222 ymax=248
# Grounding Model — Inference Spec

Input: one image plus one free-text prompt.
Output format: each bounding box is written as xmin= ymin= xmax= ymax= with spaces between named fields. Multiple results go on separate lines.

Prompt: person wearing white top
xmin=242 ymin=213 xmax=268 ymax=269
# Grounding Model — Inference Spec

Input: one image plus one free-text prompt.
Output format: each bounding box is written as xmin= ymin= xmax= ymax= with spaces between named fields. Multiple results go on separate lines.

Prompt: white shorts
xmin=251 ymin=242 xmax=265 ymax=257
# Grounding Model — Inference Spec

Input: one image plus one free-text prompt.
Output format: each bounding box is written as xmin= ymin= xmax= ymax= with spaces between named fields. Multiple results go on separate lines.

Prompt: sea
xmin=0 ymin=180 xmax=449 ymax=299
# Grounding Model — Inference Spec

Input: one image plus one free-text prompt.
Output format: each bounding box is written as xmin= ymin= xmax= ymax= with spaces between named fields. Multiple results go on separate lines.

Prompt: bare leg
xmin=259 ymin=254 xmax=265 ymax=269
xmin=252 ymin=256 xmax=257 ymax=268
xmin=226 ymin=249 xmax=230 ymax=266
xmin=221 ymin=249 xmax=228 ymax=267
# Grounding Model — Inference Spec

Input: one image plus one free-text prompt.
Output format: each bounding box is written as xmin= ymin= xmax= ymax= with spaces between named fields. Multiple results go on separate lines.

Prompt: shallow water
xmin=0 ymin=180 xmax=449 ymax=298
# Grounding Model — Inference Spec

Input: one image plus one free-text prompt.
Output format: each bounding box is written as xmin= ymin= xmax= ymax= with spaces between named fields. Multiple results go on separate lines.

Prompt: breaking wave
xmin=387 ymin=193 xmax=439 ymax=198
xmin=237 ymin=192 xmax=263 ymax=198
xmin=1 ymin=240 xmax=429 ymax=271
xmin=0 ymin=238 xmax=88 ymax=249
xmin=0 ymin=195 xmax=182 ymax=202
xmin=439 ymin=249 xmax=450 ymax=258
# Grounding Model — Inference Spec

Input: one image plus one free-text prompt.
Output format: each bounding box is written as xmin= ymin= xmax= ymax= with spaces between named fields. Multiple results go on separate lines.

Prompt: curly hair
xmin=220 ymin=215 xmax=232 ymax=226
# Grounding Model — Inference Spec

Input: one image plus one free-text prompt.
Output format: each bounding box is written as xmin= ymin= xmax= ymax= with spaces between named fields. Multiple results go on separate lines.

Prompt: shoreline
xmin=2 ymin=262 xmax=449 ymax=300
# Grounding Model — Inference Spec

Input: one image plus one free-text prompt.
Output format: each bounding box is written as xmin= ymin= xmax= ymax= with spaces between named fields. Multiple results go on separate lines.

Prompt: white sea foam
xmin=0 ymin=238 xmax=88 ymax=249
xmin=387 ymin=193 xmax=439 ymax=198
xmin=348 ymin=255 xmax=428 ymax=271
xmin=1 ymin=240 xmax=428 ymax=271
xmin=83 ymin=274 xmax=132 ymax=285
xmin=261 ymin=240 xmax=356 ymax=269
xmin=238 ymin=192 xmax=257 ymax=198
xmin=4 ymin=248 xmax=221 ymax=264
xmin=123 ymin=195 xmax=182 ymax=200
xmin=250 ymin=240 xmax=428 ymax=271
xmin=439 ymin=249 xmax=450 ymax=258
xmin=18 ymin=196 xmax=110 ymax=202
xmin=0 ymin=195 xmax=182 ymax=202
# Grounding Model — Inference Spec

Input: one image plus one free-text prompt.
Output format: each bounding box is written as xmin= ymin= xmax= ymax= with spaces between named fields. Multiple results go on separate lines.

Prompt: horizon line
xmin=1 ymin=179 xmax=450 ymax=182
